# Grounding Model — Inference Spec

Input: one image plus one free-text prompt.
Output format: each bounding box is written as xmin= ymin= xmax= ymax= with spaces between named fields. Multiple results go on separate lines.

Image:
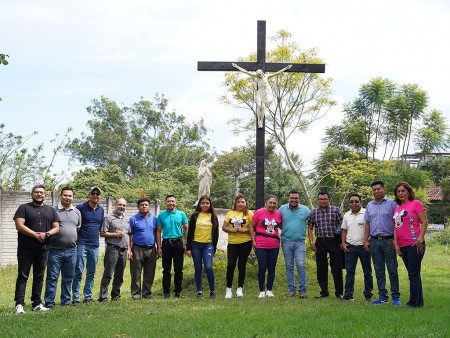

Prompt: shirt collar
xmin=58 ymin=203 xmax=74 ymax=211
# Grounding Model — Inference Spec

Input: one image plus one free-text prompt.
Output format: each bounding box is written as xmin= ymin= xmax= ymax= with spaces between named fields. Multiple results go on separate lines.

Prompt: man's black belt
xmin=371 ymin=235 xmax=394 ymax=240
xmin=133 ymin=243 xmax=155 ymax=249
xmin=163 ymin=238 xmax=182 ymax=244
xmin=107 ymin=243 xmax=127 ymax=251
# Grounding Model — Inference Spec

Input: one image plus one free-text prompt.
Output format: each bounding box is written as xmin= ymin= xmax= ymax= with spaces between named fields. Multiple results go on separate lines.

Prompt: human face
xmin=317 ymin=194 xmax=330 ymax=209
xmin=396 ymin=185 xmax=410 ymax=203
xmin=165 ymin=197 xmax=177 ymax=212
xmin=89 ymin=190 xmax=101 ymax=204
xmin=348 ymin=196 xmax=361 ymax=213
xmin=265 ymin=197 xmax=277 ymax=212
xmin=199 ymin=198 xmax=210 ymax=213
xmin=138 ymin=201 xmax=150 ymax=216
xmin=371 ymin=184 xmax=385 ymax=202
xmin=60 ymin=189 xmax=74 ymax=208
xmin=235 ymin=198 xmax=247 ymax=212
xmin=115 ymin=199 xmax=127 ymax=215
xmin=31 ymin=187 xmax=46 ymax=205
xmin=288 ymin=193 xmax=300 ymax=209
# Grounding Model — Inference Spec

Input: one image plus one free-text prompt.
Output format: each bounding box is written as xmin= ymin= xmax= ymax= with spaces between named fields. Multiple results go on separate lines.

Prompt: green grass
xmin=1 ymin=246 xmax=449 ymax=337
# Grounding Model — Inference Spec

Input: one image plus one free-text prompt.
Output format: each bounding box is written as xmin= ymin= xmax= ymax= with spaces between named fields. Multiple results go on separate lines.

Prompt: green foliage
xmin=419 ymin=156 xmax=450 ymax=185
xmin=414 ymin=109 xmax=450 ymax=159
xmin=427 ymin=227 xmax=450 ymax=246
xmin=67 ymin=95 xmax=213 ymax=178
xmin=440 ymin=176 xmax=450 ymax=202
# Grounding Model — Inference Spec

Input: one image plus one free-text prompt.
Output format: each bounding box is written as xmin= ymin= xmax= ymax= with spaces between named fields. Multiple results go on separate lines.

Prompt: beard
xmin=32 ymin=198 xmax=44 ymax=206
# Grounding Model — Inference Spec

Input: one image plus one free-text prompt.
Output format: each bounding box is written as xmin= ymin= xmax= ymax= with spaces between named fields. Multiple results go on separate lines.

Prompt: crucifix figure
xmin=232 ymin=63 xmax=292 ymax=128
xmin=198 ymin=20 xmax=325 ymax=209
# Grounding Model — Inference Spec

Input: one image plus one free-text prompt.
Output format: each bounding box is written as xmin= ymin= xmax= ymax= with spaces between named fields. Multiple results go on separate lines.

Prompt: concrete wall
xmin=0 ymin=190 xmax=229 ymax=268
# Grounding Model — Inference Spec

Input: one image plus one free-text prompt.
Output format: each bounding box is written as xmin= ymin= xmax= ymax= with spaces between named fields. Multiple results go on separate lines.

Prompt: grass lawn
xmin=0 ymin=245 xmax=449 ymax=337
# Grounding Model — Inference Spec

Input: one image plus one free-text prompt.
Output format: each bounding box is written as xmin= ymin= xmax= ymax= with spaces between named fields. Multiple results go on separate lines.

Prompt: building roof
xmin=426 ymin=186 xmax=443 ymax=201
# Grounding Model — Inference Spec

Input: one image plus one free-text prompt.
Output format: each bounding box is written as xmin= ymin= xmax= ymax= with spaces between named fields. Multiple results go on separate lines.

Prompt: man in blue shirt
xmin=72 ymin=186 xmax=104 ymax=304
xmin=364 ymin=180 xmax=400 ymax=306
xmin=128 ymin=197 xmax=158 ymax=300
xmin=279 ymin=190 xmax=310 ymax=299
xmin=156 ymin=195 xmax=188 ymax=298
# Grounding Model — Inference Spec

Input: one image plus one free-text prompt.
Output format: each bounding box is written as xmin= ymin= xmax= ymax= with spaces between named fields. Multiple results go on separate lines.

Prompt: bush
xmin=427 ymin=227 xmax=450 ymax=246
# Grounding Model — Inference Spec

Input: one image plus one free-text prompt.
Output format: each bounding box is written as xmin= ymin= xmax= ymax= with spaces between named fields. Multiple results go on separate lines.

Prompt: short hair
xmin=266 ymin=195 xmax=278 ymax=202
xmin=317 ymin=191 xmax=330 ymax=199
xmin=137 ymin=197 xmax=151 ymax=206
xmin=349 ymin=194 xmax=362 ymax=202
xmin=32 ymin=184 xmax=46 ymax=192
xmin=288 ymin=189 xmax=299 ymax=196
xmin=371 ymin=180 xmax=385 ymax=188
xmin=115 ymin=198 xmax=127 ymax=205
xmin=232 ymin=194 xmax=249 ymax=216
xmin=393 ymin=181 xmax=415 ymax=205
xmin=60 ymin=186 xmax=73 ymax=195
xmin=165 ymin=194 xmax=176 ymax=201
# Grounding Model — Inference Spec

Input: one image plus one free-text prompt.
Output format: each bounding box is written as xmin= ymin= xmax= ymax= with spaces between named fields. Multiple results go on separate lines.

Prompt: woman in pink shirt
xmin=249 ymin=195 xmax=282 ymax=298
xmin=393 ymin=181 xmax=428 ymax=308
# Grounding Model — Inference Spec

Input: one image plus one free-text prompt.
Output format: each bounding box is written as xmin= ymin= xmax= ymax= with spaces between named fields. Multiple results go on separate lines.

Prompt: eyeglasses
xmin=349 ymin=200 xmax=360 ymax=204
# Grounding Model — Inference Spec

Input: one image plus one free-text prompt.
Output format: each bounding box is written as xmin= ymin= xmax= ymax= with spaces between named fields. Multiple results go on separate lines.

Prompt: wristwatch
xmin=45 ymin=232 xmax=51 ymax=239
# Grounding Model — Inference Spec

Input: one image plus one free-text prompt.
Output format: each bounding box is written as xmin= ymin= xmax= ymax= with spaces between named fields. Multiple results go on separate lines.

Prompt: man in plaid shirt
xmin=308 ymin=192 xmax=344 ymax=299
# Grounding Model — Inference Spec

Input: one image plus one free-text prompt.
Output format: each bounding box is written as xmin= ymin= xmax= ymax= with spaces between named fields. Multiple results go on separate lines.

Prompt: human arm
xmin=232 ymin=63 xmax=255 ymax=77
xmin=307 ymin=225 xmax=316 ymax=252
xmin=341 ymin=229 xmax=349 ymax=252
xmin=363 ymin=220 xmax=371 ymax=251
xmin=414 ymin=210 xmax=428 ymax=254
xmin=248 ymin=219 xmax=257 ymax=250
xmin=15 ymin=217 xmax=43 ymax=242
xmin=183 ymin=223 xmax=188 ymax=252
xmin=100 ymin=217 xmax=124 ymax=238
xmin=267 ymin=64 xmax=292 ymax=78
xmin=222 ymin=220 xmax=237 ymax=233
xmin=127 ymin=233 xmax=133 ymax=260
xmin=156 ymin=226 xmax=162 ymax=257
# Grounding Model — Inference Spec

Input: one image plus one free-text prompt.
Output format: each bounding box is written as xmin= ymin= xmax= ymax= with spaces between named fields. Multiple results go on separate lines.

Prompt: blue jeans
xmin=344 ymin=244 xmax=373 ymax=298
xmin=191 ymin=241 xmax=215 ymax=292
xmin=370 ymin=238 xmax=399 ymax=299
xmin=72 ymin=243 xmax=99 ymax=301
xmin=400 ymin=243 xmax=425 ymax=307
xmin=281 ymin=239 xmax=306 ymax=293
xmin=255 ymin=247 xmax=279 ymax=292
xmin=44 ymin=247 xmax=77 ymax=306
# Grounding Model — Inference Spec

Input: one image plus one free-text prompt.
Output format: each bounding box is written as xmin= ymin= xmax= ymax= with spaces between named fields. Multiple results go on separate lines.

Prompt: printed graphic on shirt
xmin=262 ymin=218 xmax=278 ymax=234
xmin=229 ymin=216 xmax=246 ymax=228
xmin=393 ymin=209 xmax=408 ymax=229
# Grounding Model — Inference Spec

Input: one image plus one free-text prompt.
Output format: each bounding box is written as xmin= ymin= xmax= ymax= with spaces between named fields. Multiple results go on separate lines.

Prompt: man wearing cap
xmin=156 ymin=195 xmax=188 ymax=298
xmin=128 ymin=197 xmax=158 ymax=300
xmin=72 ymin=186 xmax=104 ymax=304
xmin=98 ymin=198 xmax=130 ymax=302
xmin=13 ymin=184 xmax=60 ymax=314
xmin=44 ymin=186 xmax=82 ymax=308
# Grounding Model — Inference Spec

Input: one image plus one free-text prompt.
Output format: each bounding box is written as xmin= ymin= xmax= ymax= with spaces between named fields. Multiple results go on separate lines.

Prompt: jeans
xmin=344 ymin=244 xmax=373 ymax=298
xmin=400 ymin=243 xmax=425 ymax=307
xmin=191 ymin=241 xmax=215 ymax=292
xmin=282 ymin=239 xmax=307 ymax=293
xmin=130 ymin=245 xmax=157 ymax=299
xmin=226 ymin=241 xmax=252 ymax=288
xmin=44 ymin=247 xmax=77 ymax=307
xmin=255 ymin=247 xmax=279 ymax=292
xmin=370 ymin=238 xmax=399 ymax=299
xmin=14 ymin=247 xmax=49 ymax=307
xmin=161 ymin=239 xmax=185 ymax=294
xmin=315 ymin=238 xmax=343 ymax=297
xmin=99 ymin=244 xmax=127 ymax=301
xmin=72 ymin=243 xmax=99 ymax=301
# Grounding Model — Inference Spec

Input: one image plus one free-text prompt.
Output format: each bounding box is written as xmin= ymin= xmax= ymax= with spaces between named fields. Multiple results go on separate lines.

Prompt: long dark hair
xmin=394 ymin=181 xmax=416 ymax=205
xmin=195 ymin=195 xmax=216 ymax=215
xmin=232 ymin=194 xmax=249 ymax=216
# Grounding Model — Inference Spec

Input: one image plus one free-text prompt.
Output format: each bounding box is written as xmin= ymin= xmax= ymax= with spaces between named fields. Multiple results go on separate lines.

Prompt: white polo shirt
xmin=341 ymin=208 xmax=366 ymax=246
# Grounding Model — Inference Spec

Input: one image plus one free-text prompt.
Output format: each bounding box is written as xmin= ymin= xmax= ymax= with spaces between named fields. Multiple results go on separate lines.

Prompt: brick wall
xmin=0 ymin=191 xmax=228 ymax=268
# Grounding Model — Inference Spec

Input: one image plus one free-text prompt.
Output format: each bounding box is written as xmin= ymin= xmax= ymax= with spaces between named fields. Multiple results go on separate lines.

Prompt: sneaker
xmin=72 ymin=300 xmax=81 ymax=306
xmin=285 ymin=291 xmax=296 ymax=297
xmin=44 ymin=303 xmax=55 ymax=309
xmin=236 ymin=287 xmax=244 ymax=298
xmin=83 ymin=299 xmax=94 ymax=304
xmin=163 ymin=293 xmax=170 ymax=299
xmin=336 ymin=294 xmax=344 ymax=299
xmin=392 ymin=297 xmax=401 ymax=306
xmin=299 ymin=293 xmax=307 ymax=299
xmin=15 ymin=304 xmax=25 ymax=314
xmin=365 ymin=296 xmax=372 ymax=301
xmin=258 ymin=291 xmax=266 ymax=298
xmin=32 ymin=303 xmax=49 ymax=311
xmin=266 ymin=290 xmax=275 ymax=298
xmin=197 ymin=291 xmax=203 ymax=299
xmin=210 ymin=291 xmax=216 ymax=300
xmin=372 ymin=297 xmax=388 ymax=305
xmin=225 ymin=288 xmax=232 ymax=299
xmin=314 ymin=293 xmax=329 ymax=299
xmin=342 ymin=296 xmax=354 ymax=301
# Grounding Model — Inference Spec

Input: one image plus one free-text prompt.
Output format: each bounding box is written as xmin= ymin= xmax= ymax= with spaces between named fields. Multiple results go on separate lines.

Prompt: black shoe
xmin=83 ymin=299 xmax=94 ymax=304
xmin=164 ymin=293 xmax=170 ymax=299
xmin=175 ymin=293 xmax=184 ymax=298
xmin=111 ymin=296 xmax=120 ymax=301
xmin=72 ymin=300 xmax=81 ymax=306
xmin=314 ymin=294 xmax=329 ymax=299
xmin=336 ymin=294 xmax=344 ymax=299
xmin=197 ymin=291 xmax=203 ymax=299
xmin=97 ymin=298 xmax=108 ymax=303
xmin=45 ymin=303 xmax=55 ymax=309
xmin=342 ymin=296 xmax=354 ymax=301
xmin=365 ymin=296 xmax=372 ymax=301
xmin=210 ymin=291 xmax=216 ymax=300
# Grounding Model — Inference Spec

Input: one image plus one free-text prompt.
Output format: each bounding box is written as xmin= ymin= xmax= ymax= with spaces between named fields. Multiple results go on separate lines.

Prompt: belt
xmin=107 ymin=243 xmax=127 ymax=251
xmin=371 ymin=235 xmax=394 ymax=240
xmin=317 ymin=237 xmax=335 ymax=240
xmin=133 ymin=243 xmax=155 ymax=249
xmin=163 ymin=238 xmax=182 ymax=244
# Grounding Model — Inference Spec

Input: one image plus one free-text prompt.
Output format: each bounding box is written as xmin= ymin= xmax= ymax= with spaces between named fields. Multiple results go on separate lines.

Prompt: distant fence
xmin=0 ymin=190 xmax=229 ymax=268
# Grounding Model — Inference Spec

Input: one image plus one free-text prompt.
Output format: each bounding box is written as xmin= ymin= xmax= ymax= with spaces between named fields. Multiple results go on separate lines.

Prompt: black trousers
xmin=226 ymin=241 xmax=252 ymax=288
xmin=315 ymin=237 xmax=343 ymax=297
xmin=161 ymin=239 xmax=185 ymax=294
xmin=15 ymin=247 xmax=49 ymax=307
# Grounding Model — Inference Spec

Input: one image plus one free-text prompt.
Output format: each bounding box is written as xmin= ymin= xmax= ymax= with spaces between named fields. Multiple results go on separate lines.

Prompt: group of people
xmin=13 ymin=179 xmax=427 ymax=314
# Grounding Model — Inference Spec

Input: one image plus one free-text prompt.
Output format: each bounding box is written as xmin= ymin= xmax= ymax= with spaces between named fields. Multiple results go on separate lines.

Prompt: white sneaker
xmin=225 ymin=288 xmax=232 ymax=299
xmin=32 ymin=303 xmax=49 ymax=312
xmin=266 ymin=290 xmax=275 ymax=298
xmin=258 ymin=291 xmax=266 ymax=298
xmin=15 ymin=304 xmax=25 ymax=314
xmin=236 ymin=287 xmax=244 ymax=298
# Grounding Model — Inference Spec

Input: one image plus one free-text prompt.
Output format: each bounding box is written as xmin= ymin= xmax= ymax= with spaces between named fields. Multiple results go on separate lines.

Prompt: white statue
xmin=198 ymin=160 xmax=212 ymax=198
xmin=232 ymin=63 xmax=292 ymax=128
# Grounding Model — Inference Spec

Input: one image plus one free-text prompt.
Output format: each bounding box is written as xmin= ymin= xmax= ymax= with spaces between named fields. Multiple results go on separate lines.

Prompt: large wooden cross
xmin=198 ymin=20 xmax=325 ymax=209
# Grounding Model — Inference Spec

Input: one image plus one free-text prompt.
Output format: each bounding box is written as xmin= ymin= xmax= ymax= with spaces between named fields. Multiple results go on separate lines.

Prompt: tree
xmin=1 ymin=53 xmax=9 ymax=102
xmin=419 ymin=157 xmax=450 ymax=185
xmin=414 ymin=109 xmax=450 ymax=161
xmin=67 ymin=95 xmax=214 ymax=178
xmin=221 ymin=30 xmax=335 ymax=208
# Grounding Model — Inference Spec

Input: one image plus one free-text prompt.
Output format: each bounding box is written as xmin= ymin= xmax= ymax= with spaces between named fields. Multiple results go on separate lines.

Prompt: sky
xmin=1 ymin=0 xmax=449 ymax=179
